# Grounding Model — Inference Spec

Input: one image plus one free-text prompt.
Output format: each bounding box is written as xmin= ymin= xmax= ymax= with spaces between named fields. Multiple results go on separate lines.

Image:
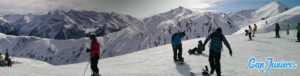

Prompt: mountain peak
xmin=156 ymin=6 xmax=193 ymax=18
xmin=173 ymin=6 xmax=192 ymax=12
xmin=262 ymin=0 xmax=288 ymax=11
xmin=251 ymin=0 xmax=289 ymax=21
xmin=48 ymin=10 xmax=67 ymax=15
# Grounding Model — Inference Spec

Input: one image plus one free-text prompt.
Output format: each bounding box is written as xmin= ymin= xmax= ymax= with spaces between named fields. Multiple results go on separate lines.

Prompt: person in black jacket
xmin=275 ymin=23 xmax=281 ymax=38
xmin=203 ymin=28 xmax=233 ymax=76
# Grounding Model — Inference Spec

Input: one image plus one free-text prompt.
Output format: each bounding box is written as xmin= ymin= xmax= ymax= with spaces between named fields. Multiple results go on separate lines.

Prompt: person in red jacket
xmin=87 ymin=35 xmax=101 ymax=76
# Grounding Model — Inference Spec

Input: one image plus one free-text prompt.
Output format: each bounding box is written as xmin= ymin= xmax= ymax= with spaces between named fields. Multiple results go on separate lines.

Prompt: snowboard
xmin=190 ymin=72 xmax=210 ymax=76
xmin=175 ymin=61 xmax=184 ymax=64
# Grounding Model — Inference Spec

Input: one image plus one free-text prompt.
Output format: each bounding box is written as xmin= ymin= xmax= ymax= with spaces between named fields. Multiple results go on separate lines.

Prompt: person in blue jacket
xmin=203 ymin=28 xmax=232 ymax=76
xmin=171 ymin=31 xmax=186 ymax=62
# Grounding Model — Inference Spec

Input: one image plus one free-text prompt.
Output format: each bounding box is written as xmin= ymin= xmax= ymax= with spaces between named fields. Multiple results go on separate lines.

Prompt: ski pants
xmin=252 ymin=31 xmax=256 ymax=37
xmin=90 ymin=56 xmax=99 ymax=74
xmin=275 ymin=31 xmax=280 ymax=38
xmin=248 ymin=33 xmax=252 ymax=40
xmin=209 ymin=51 xmax=221 ymax=75
xmin=172 ymin=44 xmax=183 ymax=61
xmin=297 ymin=33 xmax=300 ymax=41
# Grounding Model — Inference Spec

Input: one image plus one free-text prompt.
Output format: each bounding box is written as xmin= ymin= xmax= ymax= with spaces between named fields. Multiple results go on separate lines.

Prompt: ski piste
xmin=0 ymin=0 xmax=300 ymax=76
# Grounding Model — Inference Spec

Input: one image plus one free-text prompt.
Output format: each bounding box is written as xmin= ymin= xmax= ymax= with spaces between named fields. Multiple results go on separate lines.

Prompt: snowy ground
xmin=0 ymin=30 xmax=300 ymax=76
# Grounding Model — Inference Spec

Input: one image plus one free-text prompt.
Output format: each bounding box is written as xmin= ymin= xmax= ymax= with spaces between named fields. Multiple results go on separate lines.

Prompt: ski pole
xmin=83 ymin=61 xmax=90 ymax=76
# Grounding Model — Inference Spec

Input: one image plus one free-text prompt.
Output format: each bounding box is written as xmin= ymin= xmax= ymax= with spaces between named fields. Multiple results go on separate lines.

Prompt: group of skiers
xmin=171 ymin=28 xmax=233 ymax=76
xmin=0 ymin=49 xmax=12 ymax=67
xmin=245 ymin=23 xmax=300 ymax=41
xmin=89 ymin=22 xmax=300 ymax=76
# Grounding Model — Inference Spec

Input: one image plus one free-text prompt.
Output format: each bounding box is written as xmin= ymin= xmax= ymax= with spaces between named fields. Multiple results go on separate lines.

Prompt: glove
xmin=86 ymin=48 xmax=90 ymax=53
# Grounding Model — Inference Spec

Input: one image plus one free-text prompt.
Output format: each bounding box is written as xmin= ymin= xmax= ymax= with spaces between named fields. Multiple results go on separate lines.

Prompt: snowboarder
xmin=188 ymin=40 xmax=204 ymax=55
xmin=287 ymin=24 xmax=290 ymax=35
xmin=252 ymin=24 xmax=257 ymax=37
xmin=248 ymin=26 xmax=252 ymax=40
xmin=275 ymin=23 xmax=281 ymax=38
xmin=86 ymin=35 xmax=101 ymax=76
xmin=203 ymin=28 xmax=233 ymax=76
xmin=171 ymin=32 xmax=186 ymax=63
xmin=297 ymin=23 xmax=300 ymax=42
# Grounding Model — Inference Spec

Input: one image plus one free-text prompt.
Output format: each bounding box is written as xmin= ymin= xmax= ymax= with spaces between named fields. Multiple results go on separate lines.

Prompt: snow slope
xmin=234 ymin=5 xmax=300 ymax=35
xmin=1 ymin=31 xmax=299 ymax=76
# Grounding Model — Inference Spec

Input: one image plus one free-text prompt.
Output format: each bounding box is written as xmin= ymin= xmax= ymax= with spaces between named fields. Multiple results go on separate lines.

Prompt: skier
xmin=287 ymin=24 xmax=290 ymax=35
xmin=4 ymin=49 xmax=12 ymax=67
xmin=188 ymin=40 xmax=204 ymax=55
xmin=297 ymin=23 xmax=300 ymax=42
xmin=275 ymin=23 xmax=281 ymax=38
xmin=171 ymin=32 xmax=186 ymax=63
xmin=86 ymin=35 xmax=101 ymax=76
xmin=252 ymin=24 xmax=257 ymax=37
xmin=203 ymin=28 xmax=233 ymax=76
xmin=248 ymin=26 xmax=252 ymax=40
xmin=5 ymin=49 xmax=9 ymax=61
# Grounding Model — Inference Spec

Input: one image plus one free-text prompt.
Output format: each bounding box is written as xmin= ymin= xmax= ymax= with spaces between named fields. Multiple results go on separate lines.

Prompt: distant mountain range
xmin=0 ymin=10 xmax=139 ymax=39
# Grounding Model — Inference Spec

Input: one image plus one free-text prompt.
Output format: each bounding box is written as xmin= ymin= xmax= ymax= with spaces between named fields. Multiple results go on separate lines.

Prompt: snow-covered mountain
xmin=230 ymin=1 xmax=289 ymax=28
xmin=0 ymin=33 xmax=106 ymax=65
xmin=234 ymin=5 xmax=300 ymax=35
xmin=102 ymin=7 xmax=238 ymax=57
xmin=0 ymin=7 xmax=238 ymax=65
xmin=229 ymin=9 xmax=256 ymax=28
xmin=0 ymin=10 xmax=139 ymax=39
xmin=1 ymin=31 xmax=299 ymax=76
xmin=0 ymin=19 xmax=17 ymax=35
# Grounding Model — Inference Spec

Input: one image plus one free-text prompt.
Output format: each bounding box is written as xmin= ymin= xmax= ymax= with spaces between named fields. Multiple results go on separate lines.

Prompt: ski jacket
xmin=275 ymin=24 xmax=280 ymax=31
xmin=287 ymin=24 xmax=290 ymax=31
xmin=197 ymin=43 xmax=204 ymax=51
xmin=248 ymin=27 xmax=252 ymax=33
xmin=90 ymin=39 xmax=100 ymax=58
xmin=297 ymin=25 xmax=300 ymax=33
xmin=5 ymin=52 xmax=9 ymax=60
xmin=204 ymin=32 xmax=231 ymax=53
xmin=253 ymin=25 xmax=257 ymax=32
xmin=171 ymin=32 xmax=185 ymax=47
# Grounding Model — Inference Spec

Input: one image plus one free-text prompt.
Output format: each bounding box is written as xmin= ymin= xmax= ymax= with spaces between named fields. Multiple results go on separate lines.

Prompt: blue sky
xmin=0 ymin=0 xmax=299 ymax=18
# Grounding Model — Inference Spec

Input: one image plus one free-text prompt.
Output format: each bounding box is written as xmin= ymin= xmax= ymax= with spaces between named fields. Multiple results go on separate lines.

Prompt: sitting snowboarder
xmin=188 ymin=40 xmax=204 ymax=55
